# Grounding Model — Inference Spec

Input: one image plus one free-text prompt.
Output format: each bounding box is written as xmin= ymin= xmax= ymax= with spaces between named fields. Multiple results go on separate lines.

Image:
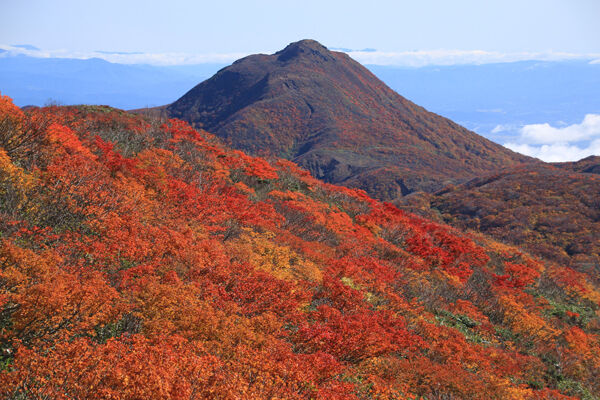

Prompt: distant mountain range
xmin=0 ymin=55 xmax=224 ymax=109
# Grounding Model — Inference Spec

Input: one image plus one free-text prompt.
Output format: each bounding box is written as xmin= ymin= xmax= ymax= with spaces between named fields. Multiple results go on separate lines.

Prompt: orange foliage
xmin=0 ymin=97 xmax=598 ymax=399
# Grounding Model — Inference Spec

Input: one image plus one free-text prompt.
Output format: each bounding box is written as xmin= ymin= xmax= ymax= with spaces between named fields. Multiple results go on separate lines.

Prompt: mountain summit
xmin=167 ymin=39 xmax=532 ymax=199
xmin=275 ymin=39 xmax=334 ymax=62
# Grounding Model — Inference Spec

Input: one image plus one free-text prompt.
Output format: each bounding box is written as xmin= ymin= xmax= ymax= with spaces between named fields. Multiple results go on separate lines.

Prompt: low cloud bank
xmin=519 ymin=114 xmax=600 ymax=144
xmin=0 ymin=44 xmax=247 ymax=65
xmin=503 ymin=114 xmax=600 ymax=161
xmin=2 ymin=44 xmax=600 ymax=67
xmin=347 ymin=50 xmax=600 ymax=67
xmin=505 ymin=140 xmax=600 ymax=162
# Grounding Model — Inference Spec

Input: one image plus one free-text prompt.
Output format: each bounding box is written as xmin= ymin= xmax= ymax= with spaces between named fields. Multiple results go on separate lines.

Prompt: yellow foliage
xmin=228 ymin=228 xmax=322 ymax=282
xmin=503 ymin=385 xmax=536 ymax=400
xmin=0 ymin=148 xmax=37 ymax=215
xmin=498 ymin=294 xmax=557 ymax=342
xmin=0 ymin=148 xmax=35 ymax=190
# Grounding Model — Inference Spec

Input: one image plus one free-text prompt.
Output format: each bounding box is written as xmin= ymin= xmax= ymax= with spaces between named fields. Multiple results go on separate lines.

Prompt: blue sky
xmin=2 ymin=0 xmax=600 ymax=60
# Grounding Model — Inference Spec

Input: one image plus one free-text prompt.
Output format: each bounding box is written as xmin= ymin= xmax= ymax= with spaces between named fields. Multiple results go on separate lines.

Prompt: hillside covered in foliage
xmin=1 ymin=95 xmax=599 ymax=399
xmin=402 ymin=163 xmax=600 ymax=283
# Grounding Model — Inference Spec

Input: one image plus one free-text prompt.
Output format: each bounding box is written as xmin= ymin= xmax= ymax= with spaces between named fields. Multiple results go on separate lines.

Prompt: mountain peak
xmin=275 ymin=39 xmax=335 ymax=62
xmin=166 ymin=40 xmax=532 ymax=200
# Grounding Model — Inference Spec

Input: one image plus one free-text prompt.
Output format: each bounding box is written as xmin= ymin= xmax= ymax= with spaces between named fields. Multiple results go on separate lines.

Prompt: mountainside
xmin=166 ymin=40 xmax=533 ymax=200
xmin=554 ymin=156 xmax=600 ymax=174
xmin=401 ymin=161 xmax=600 ymax=278
xmin=1 ymin=96 xmax=599 ymax=399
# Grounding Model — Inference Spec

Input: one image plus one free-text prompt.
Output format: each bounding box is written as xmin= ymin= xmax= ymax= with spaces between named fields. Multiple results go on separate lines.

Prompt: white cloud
xmin=503 ymin=115 xmax=600 ymax=161
xmin=95 ymin=52 xmax=249 ymax=65
xmin=345 ymin=49 xmax=600 ymax=67
xmin=2 ymin=43 xmax=600 ymax=67
xmin=590 ymin=59 xmax=600 ymax=65
xmin=519 ymin=114 xmax=600 ymax=144
xmin=505 ymin=140 xmax=600 ymax=162
xmin=0 ymin=44 xmax=247 ymax=65
xmin=476 ymin=108 xmax=504 ymax=114
xmin=491 ymin=124 xmax=516 ymax=134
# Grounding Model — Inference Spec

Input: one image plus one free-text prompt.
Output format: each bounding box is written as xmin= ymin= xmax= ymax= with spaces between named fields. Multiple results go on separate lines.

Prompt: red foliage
xmin=0 ymin=97 xmax=597 ymax=399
